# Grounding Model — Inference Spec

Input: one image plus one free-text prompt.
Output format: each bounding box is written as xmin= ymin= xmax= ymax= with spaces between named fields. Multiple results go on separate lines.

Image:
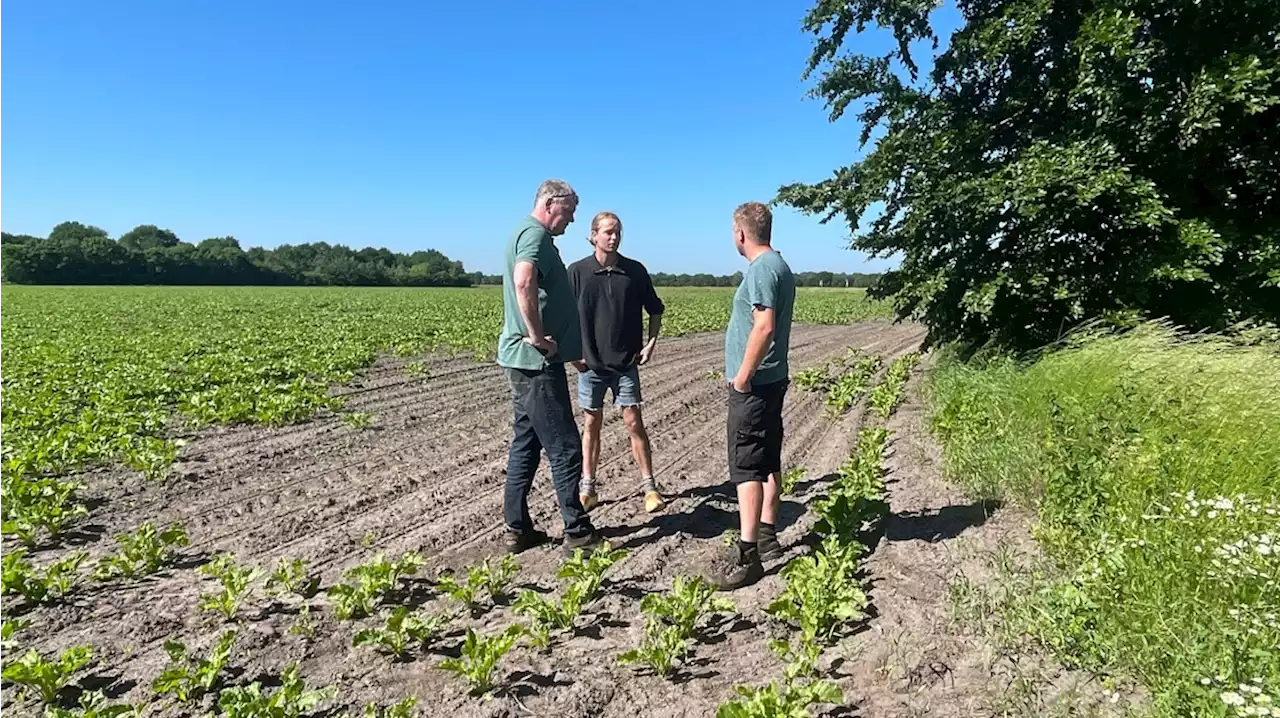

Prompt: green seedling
xmin=43 ymin=690 xmax=146 ymax=718
xmin=265 ymin=557 xmax=320 ymax=598
xmin=618 ymin=621 xmax=690 ymax=677
xmin=198 ymin=553 xmax=261 ymax=620
xmin=2 ymin=617 xmax=30 ymax=650
xmin=715 ymin=678 xmax=844 ymax=718
xmin=2 ymin=549 xmax=86 ymax=605
xmin=1 ymin=645 xmax=94 ymax=704
xmin=780 ymin=467 xmax=806 ymax=496
xmin=512 ymin=582 xmax=589 ymax=647
xmin=328 ymin=551 xmax=424 ymax=620
xmin=435 ymin=554 xmax=519 ymax=613
xmin=353 ymin=606 xmax=451 ymax=659
xmin=351 ymin=697 xmax=419 ymax=718
xmin=765 ymin=537 xmax=869 ymax=645
xmin=436 ymin=625 xmax=524 ymax=698
xmin=0 ymin=475 xmax=89 ymax=547
xmin=556 ymin=543 xmax=630 ymax=600
xmin=342 ymin=412 xmax=373 ymax=429
xmin=638 ymin=575 xmax=736 ymax=638
xmin=152 ymin=630 xmax=237 ymax=703
xmin=94 ymin=521 xmax=189 ymax=580
xmin=216 ymin=662 xmax=336 ymax=718
xmin=288 ymin=604 xmax=318 ymax=640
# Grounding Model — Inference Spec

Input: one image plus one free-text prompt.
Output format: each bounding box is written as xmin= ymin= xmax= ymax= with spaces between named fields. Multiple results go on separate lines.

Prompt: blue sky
xmin=2 ymin=1 xmax=950 ymax=276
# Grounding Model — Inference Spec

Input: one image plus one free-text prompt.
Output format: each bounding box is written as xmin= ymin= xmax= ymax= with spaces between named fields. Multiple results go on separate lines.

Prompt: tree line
xmin=1 ymin=222 xmax=474 ymax=287
xmin=1 ymin=221 xmax=883 ymax=289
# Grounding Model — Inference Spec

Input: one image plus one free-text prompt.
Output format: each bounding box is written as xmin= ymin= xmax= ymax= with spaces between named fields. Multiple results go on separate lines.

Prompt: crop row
xmin=712 ymin=346 xmax=920 ymax=716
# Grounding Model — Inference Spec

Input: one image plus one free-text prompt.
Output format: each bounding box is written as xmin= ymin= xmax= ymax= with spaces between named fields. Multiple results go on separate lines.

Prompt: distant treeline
xmin=1 ymin=221 xmax=881 ymax=289
xmin=1 ymin=222 xmax=475 ymax=287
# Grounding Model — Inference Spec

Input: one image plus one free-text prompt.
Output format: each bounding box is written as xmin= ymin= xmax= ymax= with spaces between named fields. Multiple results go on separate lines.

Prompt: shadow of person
xmin=883 ymin=501 xmax=1001 ymax=543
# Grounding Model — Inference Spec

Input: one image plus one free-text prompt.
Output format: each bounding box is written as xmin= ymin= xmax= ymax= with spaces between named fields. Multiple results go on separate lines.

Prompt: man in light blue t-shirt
xmin=708 ymin=201 xmax=795 ymax=590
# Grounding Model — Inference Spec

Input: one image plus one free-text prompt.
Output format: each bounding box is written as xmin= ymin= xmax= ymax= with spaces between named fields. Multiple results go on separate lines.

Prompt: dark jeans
xmin=504 ymin=363 xmax=594 ymax=538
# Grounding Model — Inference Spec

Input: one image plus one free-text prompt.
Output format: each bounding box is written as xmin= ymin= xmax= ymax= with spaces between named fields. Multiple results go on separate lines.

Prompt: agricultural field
xmin=3 ymin=285 xmax=954 ymax=718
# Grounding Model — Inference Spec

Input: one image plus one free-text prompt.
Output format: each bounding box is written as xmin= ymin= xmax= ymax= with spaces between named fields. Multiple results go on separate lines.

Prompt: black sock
xmin=738 ymin=539 xmax=758 ymax=557
xmin=760 ymin=521 xmax=776 ymax=534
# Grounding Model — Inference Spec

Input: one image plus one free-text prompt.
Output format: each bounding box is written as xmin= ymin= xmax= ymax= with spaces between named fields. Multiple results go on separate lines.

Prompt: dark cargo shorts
xmin=726 ymin=379 xmax=788 ymax=484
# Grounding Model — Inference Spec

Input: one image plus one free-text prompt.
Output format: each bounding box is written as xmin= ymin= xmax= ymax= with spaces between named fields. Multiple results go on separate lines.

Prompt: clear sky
xmin=2 ymin=1 xmax=943 ymax=276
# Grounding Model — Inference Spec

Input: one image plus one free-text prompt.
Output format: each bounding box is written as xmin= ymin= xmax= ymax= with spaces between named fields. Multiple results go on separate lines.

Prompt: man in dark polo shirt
xmin=568 ymin=211 xmax=667 ymax=515
xmin=497 ymin=179 xmax=602 ymax=557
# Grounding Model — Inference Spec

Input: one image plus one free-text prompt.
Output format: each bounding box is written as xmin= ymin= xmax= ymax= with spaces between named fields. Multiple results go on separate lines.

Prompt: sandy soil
xmin=3 ymin=320 xmax=1121 ymax=718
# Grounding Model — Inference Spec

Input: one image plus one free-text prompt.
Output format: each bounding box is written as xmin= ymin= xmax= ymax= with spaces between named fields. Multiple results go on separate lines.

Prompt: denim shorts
xmin=578 ymin=366 xmax=643 ymax=411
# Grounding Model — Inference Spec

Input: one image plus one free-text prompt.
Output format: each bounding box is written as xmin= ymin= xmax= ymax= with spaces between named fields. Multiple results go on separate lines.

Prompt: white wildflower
xmin=1224 ymin=691 xmax=1247 ymax=706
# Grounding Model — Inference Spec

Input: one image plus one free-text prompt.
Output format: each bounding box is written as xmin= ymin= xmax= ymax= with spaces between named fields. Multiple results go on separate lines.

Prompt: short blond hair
xmin=590 ymin=211 xmax=622 ymax=236
xmin=733 ymin=201 xmax=772 ymax=244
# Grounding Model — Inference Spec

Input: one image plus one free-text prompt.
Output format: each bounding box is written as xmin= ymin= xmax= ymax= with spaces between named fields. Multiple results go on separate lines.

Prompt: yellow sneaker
xmin=580 ymin=491 xmax=598 ymax=512
xmin=644 ymin=490 xmax=667 ymax=513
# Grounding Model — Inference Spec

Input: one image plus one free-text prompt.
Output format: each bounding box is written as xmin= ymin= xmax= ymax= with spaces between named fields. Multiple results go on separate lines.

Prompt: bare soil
xmin=3 ymin=320 xmax=1120 ymax=718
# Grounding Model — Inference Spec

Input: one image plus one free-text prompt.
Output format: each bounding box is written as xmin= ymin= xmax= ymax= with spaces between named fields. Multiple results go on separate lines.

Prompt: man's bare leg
xmin=622 ymin=405 xmax=665 ymax=512
xmin=580 ymin=409 xmax=603 ymax=510
xmin=737 ymin=480 xmax=763 ymax=541
xmin=761 ymin=472 xmax=780 ymax=525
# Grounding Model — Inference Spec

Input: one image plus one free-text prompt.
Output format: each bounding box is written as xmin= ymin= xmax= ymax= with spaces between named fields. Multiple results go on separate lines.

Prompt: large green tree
xmin=778 ymin=0 xmax=1280 ymax=349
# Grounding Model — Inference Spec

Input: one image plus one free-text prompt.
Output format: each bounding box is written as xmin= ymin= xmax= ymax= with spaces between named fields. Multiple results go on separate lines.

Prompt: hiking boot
xmin=580 ymin=490 xmax=599 ymax=512
xmin=503 ymin=527 xmax=550 ymax=554
xmin=562 ymin=528 xmax=604 ymax=557
xmin=643 ymin=490 xmax=667 ymax=513
xmin=708 ymin=542 xmax=764 ymax=590
xmin=757 ymin=524 xmax=784 ymax=562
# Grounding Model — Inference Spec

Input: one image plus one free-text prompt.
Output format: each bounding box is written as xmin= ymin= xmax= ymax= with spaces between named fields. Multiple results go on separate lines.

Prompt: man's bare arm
xmin=514 ymin=261 xmax=554 ymax=353
xmin=733 ymin=306 xmax=775 ymax=390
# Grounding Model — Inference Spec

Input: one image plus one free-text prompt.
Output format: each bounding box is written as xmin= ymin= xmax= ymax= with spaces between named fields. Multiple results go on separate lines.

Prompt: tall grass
xmin=927 ymin=322 xmax=1280 ymax=717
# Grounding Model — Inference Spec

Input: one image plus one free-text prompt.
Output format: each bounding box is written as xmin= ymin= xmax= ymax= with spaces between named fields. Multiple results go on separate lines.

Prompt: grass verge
xmin=926 ymin=321 xmax=1279 ymax=718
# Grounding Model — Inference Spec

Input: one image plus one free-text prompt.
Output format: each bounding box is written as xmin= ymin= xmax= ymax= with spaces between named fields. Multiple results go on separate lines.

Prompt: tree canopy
xmin=778 ymin=0 xmax=1280 ymax=350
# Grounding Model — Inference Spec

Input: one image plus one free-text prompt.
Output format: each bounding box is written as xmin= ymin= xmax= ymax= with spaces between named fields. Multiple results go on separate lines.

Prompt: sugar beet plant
xmin=0 ymin=475 xmax=89 ymax=547
xmin=869 ymin=352 xmax=920 ymax=418
xmin=216 ymin=662 xmax=337 ymax=718
xmin=198 ymin=553 xmax=262 ymax=621
xmin=353 ymin=606 xmax=452 ymax=660
xmin=1 ymin=644 xmax=95 ymax=705
xmin=94 ymin=521 xmax=190 ymax=581
xmin=437 ymin=625 xmax=526 ymax=698
xmin=152 ymin=630 xmax=237 ymax=704
xmin=435 ymin=554 xmax=520 ymax=614
xmin=812 ymin=428 xmax=889 ymax=543
xmin=327 ymin=550 xmax=424 ymax=620
xmin=619 ymin=575 xmax=737 ymax=677
xmin=515 ymin=544 xmax=630 ymax=648
xmin=2 ymin=548 xmax=87 ymax=606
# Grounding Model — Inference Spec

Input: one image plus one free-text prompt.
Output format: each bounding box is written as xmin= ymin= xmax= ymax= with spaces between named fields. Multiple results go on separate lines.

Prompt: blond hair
xmin=590 ymin=211 xmax=622 ymax=236
xmin=733 ymin=201 xmax=772 ymax=244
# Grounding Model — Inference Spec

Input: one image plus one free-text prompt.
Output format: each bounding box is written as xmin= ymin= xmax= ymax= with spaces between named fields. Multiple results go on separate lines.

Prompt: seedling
xmin=353 ymin=606 xmax=451 ymax=659
xmin=436 ymin=554 xmax=519 ymax=613
xmin=289 ymin=604 xmax=318 ymax=640
xmin=765 ymin=538 xmax=869 ymax=645
xmin=94 ymin=521 xmax=190 ymax=580
xmin=266 ymin=557 xmax=320 ymax=598
xmin=342 ymin=412 xmax=373 ymax=429
xmin=2 ymin=617 xmax=29 ymax=650
xmin=352 ymin=697 xmax=419 ymax=718
xmin=436 ymin=625 xmax=524 ymax=698
xmin=618 ymin=621 xmax=690 ymax=677
xmin=2 ymin=548 xmax=86 ymax=605
xmin=557 ymin=544 xmax=629 ymax=600
xmin=512 ymin=582 xmax=589 ymax=647
xmin=0 ymin=475 xmax=89 ymax=547
xmin=152 ymin=630 xmax=237 ymax=703
xmin=198 ymin=553 xmax=261 ymax=620
xmin=216 ymin=662 xmax=336 ymax=718
xmin=638 ymin=575 xmax=736 ymax=638
xmin=43 ymin=690 xmax=146 ymax=718
xmin=328 ymin=551 xmax=424 ymax=620
xmin=714 ymin=677 xmax=843 ymax=718
xmin=1 ymin=645 xmax=94 ymax=704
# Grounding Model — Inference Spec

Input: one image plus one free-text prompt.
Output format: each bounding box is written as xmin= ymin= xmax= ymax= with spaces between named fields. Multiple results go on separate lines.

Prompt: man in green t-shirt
xmin=708 ymin=201 xmax=796 ymax=590
xmin=497 ymin=179 xmax=602 ymax=556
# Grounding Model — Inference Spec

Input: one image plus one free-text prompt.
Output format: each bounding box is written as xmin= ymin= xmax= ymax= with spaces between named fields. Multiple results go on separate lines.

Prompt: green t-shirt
xmin=725 ymin=249 xmax=795 ymax=386
xmin=497 ymin=216 xmax=582 ymax=370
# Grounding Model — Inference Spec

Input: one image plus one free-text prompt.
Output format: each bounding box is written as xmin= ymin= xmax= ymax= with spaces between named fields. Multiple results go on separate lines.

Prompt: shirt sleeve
xmin=744 ymin=263 xmax=779 ymax=310
xmin=513 ymin=227 xmax=543 ymax=267
xmin=640 ymin=266 xmax=665 ymax=315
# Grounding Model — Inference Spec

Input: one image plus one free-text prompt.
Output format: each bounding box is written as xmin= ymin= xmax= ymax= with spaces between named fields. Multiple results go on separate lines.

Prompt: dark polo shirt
xmin=568 ymin=253 xmax=665 ymax=376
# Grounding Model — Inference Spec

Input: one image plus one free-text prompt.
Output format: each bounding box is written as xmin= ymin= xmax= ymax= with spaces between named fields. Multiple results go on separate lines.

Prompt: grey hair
xmin=533 ymin=179 xmax=577 ymax=208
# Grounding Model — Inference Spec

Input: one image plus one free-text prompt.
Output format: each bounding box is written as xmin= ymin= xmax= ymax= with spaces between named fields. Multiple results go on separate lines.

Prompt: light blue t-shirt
xmin=724 ymin=249 xmax=795 ymax=386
